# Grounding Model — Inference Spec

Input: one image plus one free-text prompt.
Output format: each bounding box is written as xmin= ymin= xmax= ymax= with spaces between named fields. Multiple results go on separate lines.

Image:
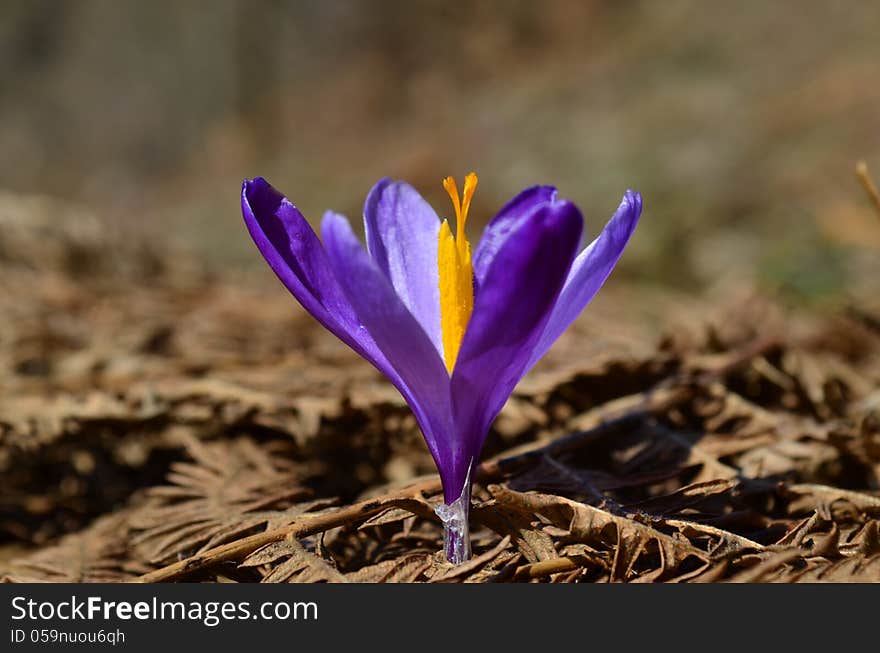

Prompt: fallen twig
xmin=513 ymin=557 xmax=579 ymax=580
xmin=135 ymin=482 xmax=441 ymax=582
xmin=856 ymin=160 xmax=880 ymax=218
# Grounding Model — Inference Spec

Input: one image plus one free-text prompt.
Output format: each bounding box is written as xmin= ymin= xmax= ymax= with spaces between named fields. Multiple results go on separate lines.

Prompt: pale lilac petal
xmin=472 ymin=185 xmax=557 ymax=286
xmin=447 ymin=198 xmax=583 ymax=500
xmin=526 ymin=190 xmax=642 ymax=371
xmin=321 ymin=210 xmax=455 ymax=482
xmin=364 ymin=179 xmax=442 ymax=355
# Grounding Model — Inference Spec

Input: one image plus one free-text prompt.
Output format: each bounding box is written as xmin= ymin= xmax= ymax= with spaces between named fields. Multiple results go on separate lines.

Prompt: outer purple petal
xmin=321 ymin=210 xmax=455 ymax=482
xmin=241 ymin=178 xmax=389 ymax=370
xmin=472 ymin=185 xmax=558 ymax=286
xmin=526 ymin=190 xmax=642 ymax=371
xmin=364 ymin=179 xmax=442 ymax=355
xmin=447 ymin=198 xmax=583 ymax=501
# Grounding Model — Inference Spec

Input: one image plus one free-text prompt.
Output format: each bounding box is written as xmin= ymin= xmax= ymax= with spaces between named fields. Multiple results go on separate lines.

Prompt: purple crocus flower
xmin=241 ymin=173 xmax=642 ymax=563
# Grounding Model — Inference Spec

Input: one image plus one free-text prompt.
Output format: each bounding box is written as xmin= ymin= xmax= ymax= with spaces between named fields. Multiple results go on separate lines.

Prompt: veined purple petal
xmin=321 ymin=210 xmax=455 ymax=481
xmin=447 ymin=198 xmax=583 ymax=501
xmin=241 ymin=178 xmax=390 ymax=371
xmin=364 ymin=179 xmax=443 ymax=355
xmin=526 ymin=190 xmax=642 ymax=371
xmin=472 ymin=185 xmax=558 ymax=286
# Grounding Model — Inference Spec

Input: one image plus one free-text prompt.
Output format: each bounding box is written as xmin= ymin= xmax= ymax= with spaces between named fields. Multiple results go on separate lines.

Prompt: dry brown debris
xmin=2 ymin=196 xmax=880 ymax=582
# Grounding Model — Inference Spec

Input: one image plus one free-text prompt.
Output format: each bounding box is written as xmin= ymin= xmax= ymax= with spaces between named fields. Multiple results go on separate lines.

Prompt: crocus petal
xmin=321 ymin=210 xmax=455 ymax=480
xmin=526 ymin=190 xmax=642 ymax=371
xmin=447 ymin=198 xmax=583 ymax=501
xmin=363 ymin=179 xmax=443 ymax=355
xmin=471 ymin=185 xmax=558 ymax=286
xmin=241 ymin=178 xmax=390 ymax=371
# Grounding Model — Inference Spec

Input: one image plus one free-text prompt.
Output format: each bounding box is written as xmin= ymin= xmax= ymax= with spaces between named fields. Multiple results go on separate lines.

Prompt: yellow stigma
xmin=438 ymin=172 xmax=477 ymax=373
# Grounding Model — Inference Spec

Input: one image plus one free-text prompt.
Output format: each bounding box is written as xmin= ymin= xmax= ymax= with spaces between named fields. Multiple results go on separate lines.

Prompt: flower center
xmin=438 ymin=172 xmax=477 ymax=373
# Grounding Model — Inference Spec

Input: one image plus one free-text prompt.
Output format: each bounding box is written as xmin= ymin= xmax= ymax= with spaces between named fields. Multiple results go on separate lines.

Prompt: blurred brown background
xmin=4 ymin=1 xmax=880 ymax=581
xmin=1 ymin=0 xmax=879 ymax=300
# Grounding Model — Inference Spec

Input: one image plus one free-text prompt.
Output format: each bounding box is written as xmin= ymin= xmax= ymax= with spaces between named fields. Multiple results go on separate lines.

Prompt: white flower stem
xmin=435 ymin=475 xmax=472 ymax=564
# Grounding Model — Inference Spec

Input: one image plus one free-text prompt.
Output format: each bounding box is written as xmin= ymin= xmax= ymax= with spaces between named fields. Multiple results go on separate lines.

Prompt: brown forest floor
xmin=2 ymin=194 xmax=880 ymax=583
